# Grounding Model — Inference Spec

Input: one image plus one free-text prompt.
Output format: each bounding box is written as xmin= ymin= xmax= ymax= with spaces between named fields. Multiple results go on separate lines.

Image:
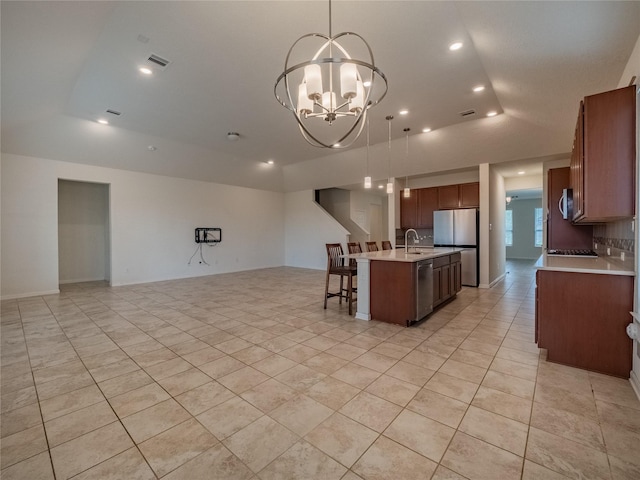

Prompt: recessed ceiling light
xmin=449 ymin=42 xmax=463 ymax=51
xmin=517 ymin=171 xmax=525 ymax=175
xmin=147 ymin=145 xmax=157 ymax=151
xmin=399 ymin=109 xmax=409 ymax=115
xmin=378 ymin=184 xmax=384 ymax=189
xmin=139 ymin=67 xmax=153 ymax=75
xmin=422 ymin=128 xmax=432 ymax=133
xmin=97 ymin=119 xmax=109 ymax=125
xmin=473 ymin=85 xmax=485 ymax=92
xmin=333 ymin=143 xmax=341 ymax=147
xmin=486 ymin=111 xmax=498 ymax=117
xmin=267 ymin=160 xmax=274 ymax=165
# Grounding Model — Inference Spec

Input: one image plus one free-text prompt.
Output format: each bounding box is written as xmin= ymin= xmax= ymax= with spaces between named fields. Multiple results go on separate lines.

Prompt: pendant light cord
xmin=387 ymin=115 xmax=393 ymax=179
xmin=366 ymin=117 xmax=370 ymax=176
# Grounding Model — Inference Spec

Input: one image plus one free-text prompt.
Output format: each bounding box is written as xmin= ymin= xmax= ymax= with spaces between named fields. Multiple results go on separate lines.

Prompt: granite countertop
xmin=535 ymin=252 xmax=634 ymax=276
xmin=345 ymin=247 xmax=461 ymax=263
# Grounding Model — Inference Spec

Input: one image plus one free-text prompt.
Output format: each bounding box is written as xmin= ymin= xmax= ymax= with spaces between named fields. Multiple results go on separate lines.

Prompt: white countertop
xmin=345 ymin=247 xmax=462 ymax=263
xmin=535 ymin=252 xmax=634 ymax=276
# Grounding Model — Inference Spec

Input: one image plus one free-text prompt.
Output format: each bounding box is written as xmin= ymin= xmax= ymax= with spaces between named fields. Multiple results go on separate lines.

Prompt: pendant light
xmin=403 ymin=128 xmax=411 ymax=198
xmin=364 ymin=117 xmax=372 ymax=188
xmin=386 ymin=115 xmax=394 ymax=194
xmin=274 ymin=0 xmax=388 ymax=149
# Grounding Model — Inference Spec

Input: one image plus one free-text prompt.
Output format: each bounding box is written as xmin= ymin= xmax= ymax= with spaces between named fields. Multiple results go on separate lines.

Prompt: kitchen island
xmin=535 ymin=252 xmax=634 ymax=377
xmin=346 ymin=247 xmax=462 ymax=326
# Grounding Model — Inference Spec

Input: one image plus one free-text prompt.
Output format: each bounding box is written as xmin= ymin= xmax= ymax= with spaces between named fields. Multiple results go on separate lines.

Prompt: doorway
xmin=58 ymin=180 xmax=111 ymax=285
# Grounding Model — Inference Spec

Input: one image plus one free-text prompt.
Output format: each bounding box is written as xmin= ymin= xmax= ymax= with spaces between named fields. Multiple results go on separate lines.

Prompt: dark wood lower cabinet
xmin=370 ymin=253 xmax=463 ymax=326
xmin=433 ymin=253 xmax=461 ymax=308
xmin=536 ymin=270 xmax=633 ymax=378
xmin=370 ymin=261 xmax=415 ymax=326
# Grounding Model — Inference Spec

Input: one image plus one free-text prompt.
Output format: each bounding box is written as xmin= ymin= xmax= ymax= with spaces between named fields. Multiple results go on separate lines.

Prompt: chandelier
xmin=274 ymin=0 xmax=388 ymax=148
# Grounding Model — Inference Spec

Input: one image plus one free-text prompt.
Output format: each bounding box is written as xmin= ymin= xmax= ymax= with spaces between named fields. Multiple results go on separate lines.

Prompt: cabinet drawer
xmin=433 ymin=255 xmax=450 ymax=268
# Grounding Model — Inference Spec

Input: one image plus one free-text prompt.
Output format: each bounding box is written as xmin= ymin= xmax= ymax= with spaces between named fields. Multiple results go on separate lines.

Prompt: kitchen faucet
xmin=405 ymin=229 xmax=419 ymax=253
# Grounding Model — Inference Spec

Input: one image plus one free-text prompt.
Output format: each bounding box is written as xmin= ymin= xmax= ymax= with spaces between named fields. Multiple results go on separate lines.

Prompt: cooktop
xmin=547 ymin=249 xmax=598 ymax=257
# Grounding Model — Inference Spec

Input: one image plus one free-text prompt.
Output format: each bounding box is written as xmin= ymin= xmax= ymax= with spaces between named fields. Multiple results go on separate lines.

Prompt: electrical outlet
xmin=607 ymin=247 xmax=611 ymax=256
xmin=621 ymin=252 xmax=626 ymax=261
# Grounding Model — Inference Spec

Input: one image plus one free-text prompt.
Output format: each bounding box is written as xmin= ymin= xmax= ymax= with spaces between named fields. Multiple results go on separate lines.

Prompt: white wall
xmin=506 ymin=198 xmax=543 ymax=260
xmin=284 ymin=190 xmax=350 ymax=270
xmin=58 ymin=180 xmax=110 ymax=283
xmin=1 ymin=153 xmax=285 ymax=299
xmin=488 ymin=165 xmax=507 ymax=284
xmin=479 ymin=164 xmax=507 ymax=288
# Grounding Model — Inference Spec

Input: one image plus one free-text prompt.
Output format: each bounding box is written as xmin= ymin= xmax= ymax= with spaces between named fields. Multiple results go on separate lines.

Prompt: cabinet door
xmin=433 ymin=266 xmax=442 ymax=306
xmin=450 ymin=261 xmax=461 ymax=295
xmin=417 ymin=187 xmax=438 ymax=228
xmin=579 ymin=85 xmax=635 ymax=222
xmin=400 ymin=192 xmax=418 ymax=229
xmin=536 ymin=270 xmax=633 ymax=377
xmin=534 ymin=271 xmax=539 ymax=344
xmin=441 ymin=264 xmax=451 ymax=301
xmin=570 ymin=104 xmax=585 ymax=221
xmin=459 ymin=183 xmax=480 ymax=208
xmin=438 ymin=185 xmax=459 ymax=209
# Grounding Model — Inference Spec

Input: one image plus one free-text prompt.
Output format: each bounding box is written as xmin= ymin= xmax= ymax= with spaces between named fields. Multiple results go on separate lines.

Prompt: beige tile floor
xmin=1 ymin=259 xmax=639 ymax=479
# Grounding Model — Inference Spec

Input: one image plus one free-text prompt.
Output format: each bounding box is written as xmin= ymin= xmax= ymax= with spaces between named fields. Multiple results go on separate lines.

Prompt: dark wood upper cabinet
xmin=400 ymin=182 xmax=480 ymax=229
xmin=547 ymin=167 xmax=592 ymax=250
xmin=437 ymin=185 xmax=460 ymax=209
xmin=400 ymin=192 xmax=418 ymax=229
xmin=459 ymin=182 xmax=480 ymax=208
xmin=417 ymin=187 xmax=438 ymax=228
xmin=438 ymin=182 xmax=479 ymax=210
xmin=572 ymin=85 xmax=635 ymax=223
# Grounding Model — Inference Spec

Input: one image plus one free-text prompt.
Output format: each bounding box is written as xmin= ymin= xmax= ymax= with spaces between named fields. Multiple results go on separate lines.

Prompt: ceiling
xmin=1 ymin=1 xmax=638 ymax=192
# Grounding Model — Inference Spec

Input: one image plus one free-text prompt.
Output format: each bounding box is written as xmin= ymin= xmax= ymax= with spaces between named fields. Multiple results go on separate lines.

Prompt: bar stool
xmin=381 ymin=240 xmax=392 ymax=250
xmin=365 ymin=241 xmax=379 ymax=252
xmin=324 ymin=243 xmax=357 ymax=315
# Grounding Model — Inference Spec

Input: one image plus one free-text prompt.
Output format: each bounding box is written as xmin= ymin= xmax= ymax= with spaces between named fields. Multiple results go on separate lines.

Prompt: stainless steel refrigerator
xmin=433 ymin=209 xmax=479 ymax=287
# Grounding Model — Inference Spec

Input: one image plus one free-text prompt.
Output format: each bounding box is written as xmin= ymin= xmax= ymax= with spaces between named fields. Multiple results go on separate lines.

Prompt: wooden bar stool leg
xmin=347 ymin=272 xmax=353 ymax=315
xmin=323 ymin=268 xmax=330 ymax=309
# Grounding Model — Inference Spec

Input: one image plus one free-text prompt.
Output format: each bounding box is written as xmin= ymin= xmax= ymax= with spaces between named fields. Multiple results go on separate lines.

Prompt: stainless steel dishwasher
xmin=416 ymin=259 xmax=434 ymax=321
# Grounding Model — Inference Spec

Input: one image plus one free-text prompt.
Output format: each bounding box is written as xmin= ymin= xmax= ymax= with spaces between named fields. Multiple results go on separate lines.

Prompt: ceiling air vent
xmin=106 ymin=109 xmax=121 ymax=116
xmin=459 ymin=109 xmax=476 ymax=117
xmin=147 ymin=54 xmax=171 ymax=70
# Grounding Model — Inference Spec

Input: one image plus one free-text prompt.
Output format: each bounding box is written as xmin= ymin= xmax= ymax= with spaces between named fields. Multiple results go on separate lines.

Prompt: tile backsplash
xmin=396 ymin=228 xmax=434 ymax=246
xmin=593 ymin=218 xmax=635 ymax=270
xmin=593 ymin=218 xmax=635 ymax=252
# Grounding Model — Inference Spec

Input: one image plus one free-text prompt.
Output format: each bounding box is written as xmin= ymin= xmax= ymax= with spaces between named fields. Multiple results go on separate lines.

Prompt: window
xmin=505 ymin=209 xmax=513 ymax=246
xmin=534 ymin=207 xmax=543 ymax=247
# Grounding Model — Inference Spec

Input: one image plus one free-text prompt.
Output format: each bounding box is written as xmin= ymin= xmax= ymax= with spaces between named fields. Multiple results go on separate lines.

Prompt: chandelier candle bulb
xmin=340 ymin=63 xmax=358 ymax=98
xmin=304 ymin=65 xmax=323 ymax=99
xmin=298 ymin=84 xmax=313 ymax=114
xmin=322 ymin=92 xmax=337 ymax=113
xmin=350 ymin=81 xmax=365 ymax=112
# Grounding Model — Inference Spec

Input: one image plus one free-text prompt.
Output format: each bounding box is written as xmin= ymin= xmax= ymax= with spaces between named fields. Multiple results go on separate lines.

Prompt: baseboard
xmin=630 ymin=370 xmax=640 ymax=402
xmin=1 ymin=289 xmax=60 ymax=301
xmin=479 ymin=272 xmax=506 ymax=289
xmin=59 ymin=277 xmax=106 ymax=285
